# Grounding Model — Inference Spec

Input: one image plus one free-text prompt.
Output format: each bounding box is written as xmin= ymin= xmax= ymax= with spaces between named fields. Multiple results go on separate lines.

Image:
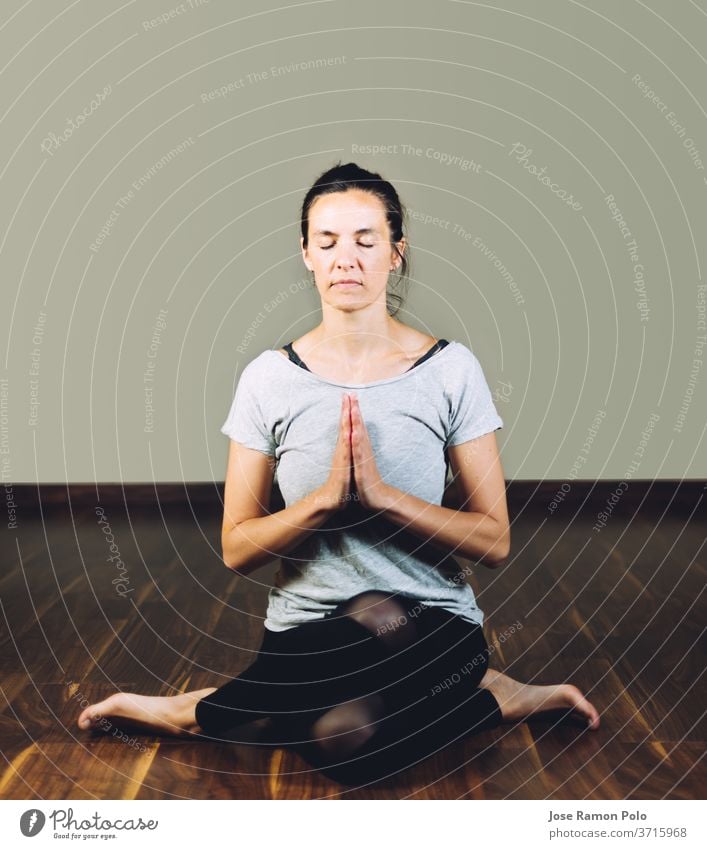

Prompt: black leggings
xmin=194 ymin=590 xmax=502 ymax=784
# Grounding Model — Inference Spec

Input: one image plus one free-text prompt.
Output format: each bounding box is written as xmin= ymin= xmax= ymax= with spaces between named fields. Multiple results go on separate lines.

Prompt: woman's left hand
xmin=349 ymin=394 xmax=393 ymax=511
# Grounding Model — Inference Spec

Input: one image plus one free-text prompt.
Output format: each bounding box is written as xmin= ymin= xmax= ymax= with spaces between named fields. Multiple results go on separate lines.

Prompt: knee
xmin=310 ymin=696 xmax=382 ymax=760
xmin=335 ymin=590 xmax=410 ymax=641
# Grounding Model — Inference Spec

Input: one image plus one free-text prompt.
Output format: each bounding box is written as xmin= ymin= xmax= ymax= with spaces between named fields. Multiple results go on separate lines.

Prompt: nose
xmin=334 ymin=242 xmax=357 ymax=269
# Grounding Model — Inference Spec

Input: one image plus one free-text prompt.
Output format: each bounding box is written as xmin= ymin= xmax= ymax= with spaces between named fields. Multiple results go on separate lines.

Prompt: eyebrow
xmin=312 ymin=228 xmax=379 ymax=237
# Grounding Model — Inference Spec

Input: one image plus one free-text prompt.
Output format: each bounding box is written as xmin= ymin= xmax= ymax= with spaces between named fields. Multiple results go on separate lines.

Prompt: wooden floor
xmin=1 ymin=482 xmax=704 ymax=799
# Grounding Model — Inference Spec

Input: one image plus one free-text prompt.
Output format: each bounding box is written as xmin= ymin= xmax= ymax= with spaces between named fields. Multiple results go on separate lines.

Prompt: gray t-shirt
xmin=221 ymin=340 xmax=504 ymax=632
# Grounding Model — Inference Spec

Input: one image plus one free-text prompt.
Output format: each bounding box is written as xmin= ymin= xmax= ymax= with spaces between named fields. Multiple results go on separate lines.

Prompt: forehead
xmin=309 ymin=190 xmax=387 ymax=235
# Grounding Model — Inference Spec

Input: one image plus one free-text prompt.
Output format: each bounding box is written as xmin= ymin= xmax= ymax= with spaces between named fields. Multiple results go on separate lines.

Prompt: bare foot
xmin=76 ymin=687 xmax=218 ymax=738
xmin=479 ymin=668 xmax=600 ymax=730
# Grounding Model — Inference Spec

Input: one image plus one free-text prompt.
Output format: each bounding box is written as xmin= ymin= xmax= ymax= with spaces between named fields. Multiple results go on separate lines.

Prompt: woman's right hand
xmin=316 ymin=393 xmax=354 ymax=513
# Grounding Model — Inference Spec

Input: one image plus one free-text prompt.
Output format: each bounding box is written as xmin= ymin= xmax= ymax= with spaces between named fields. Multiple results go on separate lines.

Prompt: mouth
xmin=332 ymin=279 xmax=362 ymax=287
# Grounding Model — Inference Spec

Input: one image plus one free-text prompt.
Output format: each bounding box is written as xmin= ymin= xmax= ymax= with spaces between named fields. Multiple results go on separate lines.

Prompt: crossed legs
xmin=292 ymin=591 xmax=503 ymax=783
xmin=76 ymin=590 xmax=600 ymax=783
xmin=304 ymin=590 xmax=424 ymax=765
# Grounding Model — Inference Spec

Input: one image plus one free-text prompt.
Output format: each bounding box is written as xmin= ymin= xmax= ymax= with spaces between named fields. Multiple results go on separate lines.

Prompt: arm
xmin=221 ymin=440 xmax=337 ymax=574
xmin=377 ymin=431 xmax=511 ymax=569
xmin=221 ymin=394 xmax=353 ymax=574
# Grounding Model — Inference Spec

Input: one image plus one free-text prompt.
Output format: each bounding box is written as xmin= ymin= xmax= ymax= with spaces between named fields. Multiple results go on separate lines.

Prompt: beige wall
xmin=1 ymin=0 xmax=704 ymax=483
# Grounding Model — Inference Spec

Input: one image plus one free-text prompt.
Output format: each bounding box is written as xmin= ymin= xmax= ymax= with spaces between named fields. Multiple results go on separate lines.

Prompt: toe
xmin=78 ymin=707 xmax=102 ymax=730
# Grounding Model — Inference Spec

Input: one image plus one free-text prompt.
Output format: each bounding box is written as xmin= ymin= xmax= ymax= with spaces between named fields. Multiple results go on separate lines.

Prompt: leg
xmin=76 ymin=611 xmax=385 ymax=742
xmin=77 ymin=614 xmax=386 ymax=743
xmin=75 ymin=593 xmax=423 ymax=744
xmin=292 ymin=591 xmax=419 ymax=773
xmin=309 ymin=590 xmax=427 ymax=715
xmin=308 ymin=694 xmax=387 ymax=759
xmin=300 ymin=601 xmax=504 ymax=784
xmin=325 ymin=589 xmax=421 ymax=652
xmin=401 ymin=608 xmax=599 ymax=732
xmin=194 ymin=613 xmax=392 ymax=743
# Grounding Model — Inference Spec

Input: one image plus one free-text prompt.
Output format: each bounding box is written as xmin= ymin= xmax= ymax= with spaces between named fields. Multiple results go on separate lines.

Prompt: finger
xmin=343 ymin=396 xmax=351 ymax=433
xmin=342 ymin=395 xmax=352 ymax=456
xmin=340 ymin=394 xmax=349 ymax=436
xmin=350 ymin=396 xmax=362 ymax=431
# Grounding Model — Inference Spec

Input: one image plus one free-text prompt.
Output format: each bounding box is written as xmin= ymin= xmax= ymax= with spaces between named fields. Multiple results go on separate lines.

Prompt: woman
xmin=78 ymin=162 xmax=599 ymax=785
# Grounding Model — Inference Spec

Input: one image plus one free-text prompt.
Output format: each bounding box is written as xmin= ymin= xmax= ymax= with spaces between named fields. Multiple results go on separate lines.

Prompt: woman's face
xmin=301 ymin=189 xmax=404 ymax=312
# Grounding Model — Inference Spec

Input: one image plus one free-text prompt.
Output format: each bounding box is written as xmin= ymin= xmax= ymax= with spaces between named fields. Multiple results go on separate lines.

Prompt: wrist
xmin=309 ymin=485 xmax=346 ymax=516
xmin=374 ymin=483 xmax=399 ymax=514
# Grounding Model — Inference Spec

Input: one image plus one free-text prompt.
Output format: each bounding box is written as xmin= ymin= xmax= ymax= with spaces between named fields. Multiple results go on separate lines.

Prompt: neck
xmin=313 ymin=306 xmax=403 ymax=361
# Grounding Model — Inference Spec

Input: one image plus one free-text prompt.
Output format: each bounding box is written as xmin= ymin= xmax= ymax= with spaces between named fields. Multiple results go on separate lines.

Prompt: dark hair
xmin=300 ymin=161 xmax=410 ymax=317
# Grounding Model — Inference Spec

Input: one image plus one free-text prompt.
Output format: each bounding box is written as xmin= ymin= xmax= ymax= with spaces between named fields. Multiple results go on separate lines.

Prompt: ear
xmin=301 ymin=236 xmax=313 ymax=272
xmin=391 ymin=237 xmax=405 ymax=270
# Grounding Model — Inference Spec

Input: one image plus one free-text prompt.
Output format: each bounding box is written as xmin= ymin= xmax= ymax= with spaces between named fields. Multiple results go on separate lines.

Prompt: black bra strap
xmin=407 ymin=338 xmax=449 ymax=370
xmin=283 ymin=339 xmax=449 ymax=373
xmin=282 ymin=341 xmax=311 ymax=371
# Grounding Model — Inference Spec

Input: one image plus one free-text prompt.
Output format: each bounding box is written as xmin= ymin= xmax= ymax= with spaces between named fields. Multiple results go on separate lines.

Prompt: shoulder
xmin=444 ymin=339 xmax=472 ymax=356
xmin=241 ymin=349 xmax=280 ymax=375
xmin=430 ymin=339 xmax=476 ymax=372
xmin=444 ymin=341 xmax=483 ymax=367
xmin=231 ymin=350 xmax=282 ymax=398
xmin=440 ymin=342 xmax=490 ymax=391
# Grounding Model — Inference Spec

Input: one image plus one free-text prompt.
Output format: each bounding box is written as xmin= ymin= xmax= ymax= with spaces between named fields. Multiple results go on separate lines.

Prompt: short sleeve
xmin=445 ymin=349 xmax=504 ymax=447
xmin=221 ymin=363 xmax=276 ymax=456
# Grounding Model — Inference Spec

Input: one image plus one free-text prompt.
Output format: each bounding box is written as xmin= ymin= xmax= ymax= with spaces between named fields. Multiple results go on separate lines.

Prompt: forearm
xmin=223 ymin=487 xmax=337 ymax=574
xmin=378 ymin=485 xmax=509 ymax=567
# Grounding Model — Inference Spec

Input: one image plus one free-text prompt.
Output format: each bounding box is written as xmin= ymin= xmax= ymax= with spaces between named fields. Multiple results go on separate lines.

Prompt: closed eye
xmin=320 ymin=243 xmax=375 ymax=250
